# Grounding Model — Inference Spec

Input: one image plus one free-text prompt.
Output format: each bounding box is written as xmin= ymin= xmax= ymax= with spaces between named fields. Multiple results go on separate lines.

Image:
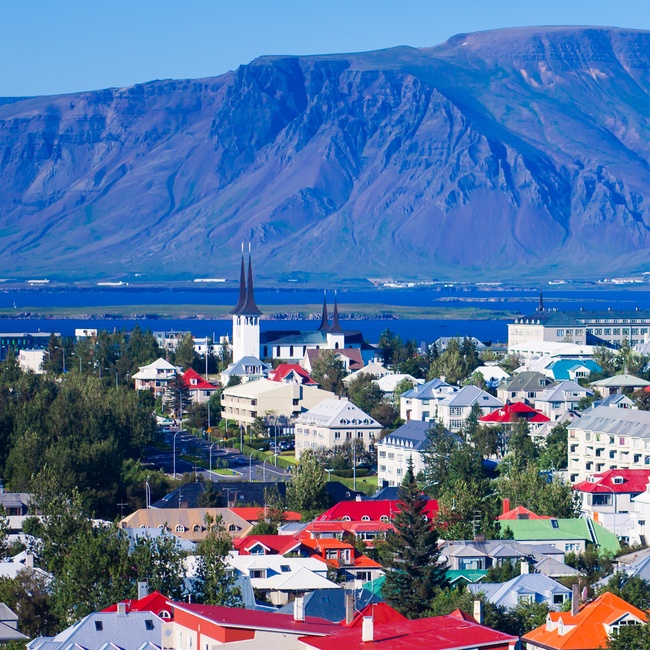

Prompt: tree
xmin=394 ymin=377 xmax=416 ymax=398
xmin=264 ymin=485 xmax=287 ymax=528
xmin=130 ymin=532 xmax=186 ymax=600
xmin=538 ymin=422 xmax=569 ymax=470
xmin=632 ymin=389 xmax=650 ymax=411
xmin=347 ymin=373 xmax=383 ymax=415
xmin=607 ymin=624 xmax=650 ymax=650
xmin=173 ymin=333 xmax=197 ymax=371
xmin=500 ymin=419 xmax=538 ymax=476
xmin=0 ymin=507 xmax=8 ymax=561
xmin=310 ymin=350 xmax=346 ymax=395
xmin=382 ymin=459 xmax=448 ymax=618
xmin=0 ymin=570 xmax=57 ymax=638
xmin=194 ymin=514 xmax=242 ymax=606
xmin=598 ymin=572 xmax=650 ymax=610
xmin=286 ymin=451 xmax=328 ymax=517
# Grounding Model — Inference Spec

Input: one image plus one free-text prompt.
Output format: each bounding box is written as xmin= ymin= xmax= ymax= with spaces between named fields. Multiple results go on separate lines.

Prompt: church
xmin=223 ymin=250 xmax=372 ymax=382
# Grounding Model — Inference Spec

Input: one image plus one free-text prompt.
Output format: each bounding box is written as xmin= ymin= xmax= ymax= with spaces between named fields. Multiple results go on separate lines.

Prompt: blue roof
xmin=401 ymin=378 xmax=452 ymax=400
xmin=547 ymin=359 xmax=602 ymax=380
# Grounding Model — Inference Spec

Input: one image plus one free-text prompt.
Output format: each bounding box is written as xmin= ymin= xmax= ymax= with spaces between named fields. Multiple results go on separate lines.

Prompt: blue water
xmin=0 ymin=285 xmax=645 ymax=344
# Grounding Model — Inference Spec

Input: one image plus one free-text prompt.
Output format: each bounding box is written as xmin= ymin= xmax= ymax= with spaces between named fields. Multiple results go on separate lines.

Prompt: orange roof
xmin=229 ymin=507 xmax=302 ymax=523
xmin=498 ymin=506 xmax=551 ymax=521
xmin=523 ymin=592 xmax=648 ymax=649
xmin=303 ymin=537 xmax=354 ymax=550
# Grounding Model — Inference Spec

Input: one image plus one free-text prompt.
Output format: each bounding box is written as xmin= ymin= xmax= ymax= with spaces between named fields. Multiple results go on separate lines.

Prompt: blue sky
xmin=2 ymin=0 xmax=650 ymax=96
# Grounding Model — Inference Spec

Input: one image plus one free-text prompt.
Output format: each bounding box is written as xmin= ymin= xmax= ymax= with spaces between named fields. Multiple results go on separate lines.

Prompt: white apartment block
xmin=567 ymin=405 xmax=650 ymax=484
xmin=294 ymin=398 xmax=382 ymax=458
xmin=438 ymin=385 xmax=503 ymax=432
xmin=377 ymin=420 xmax=431 ymax=487
xmin=399 ymin=378 xmax=457 ymax=422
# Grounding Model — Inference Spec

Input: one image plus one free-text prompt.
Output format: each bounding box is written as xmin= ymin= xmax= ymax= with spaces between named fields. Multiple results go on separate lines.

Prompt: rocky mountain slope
xmin=1 ymin=26 xmax=650 ymax=282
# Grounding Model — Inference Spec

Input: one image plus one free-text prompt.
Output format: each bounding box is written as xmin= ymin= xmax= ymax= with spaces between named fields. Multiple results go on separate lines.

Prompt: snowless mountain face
xmin=1 ymin=26 xmax=650 ymax=282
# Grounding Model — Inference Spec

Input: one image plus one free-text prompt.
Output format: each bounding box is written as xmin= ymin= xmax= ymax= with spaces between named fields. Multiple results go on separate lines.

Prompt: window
xmin=591 ymin=494 xmax=612 ymax=506
xmin=193 ymin=524 xmax=202 ymax=532
xmin=361 ymin=515 xmax=371 ymax=521
xmin=553 ymin=595 xmax=565 ymax=605
xmin=380 ymin=515 xmax=389 ymax=523
xmin=280 ymin=565 xmax=291 ymax=572
xmin=556 ymin=330 xmax=565 ymax=337
xmin=519 ymin=594 xmax=534 ymax=604
xmin=228 ymin=524 xmax=237 ymax=532
xmin=145 ymin=620 xmax=155 ymax=631
xmin=250 ymin=569 xmax=265 ymax=579
xmin=95 ymin=621 xmax=104 ymax=631
xmin=175 ymin=524 xmax=185 ymax=533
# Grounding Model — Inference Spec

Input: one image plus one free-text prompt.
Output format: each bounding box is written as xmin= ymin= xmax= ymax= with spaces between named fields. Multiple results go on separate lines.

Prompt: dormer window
xmin=613 ymin=476 xmax=624 ymax=484
xmin=175 ymin=524 xmax=186 ymax=533
xmin=361 ymin=515 xmax=370 ymax=521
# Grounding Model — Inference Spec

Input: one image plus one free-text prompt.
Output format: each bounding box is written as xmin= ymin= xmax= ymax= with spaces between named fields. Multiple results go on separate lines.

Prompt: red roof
xmin=229 ymin=507 xmax=302 ymax=522
xmin=573 ymin=469 xmax=650 ymax=494
xmin=268 ymin=364 xmax=317 ymax=385
xmin=315 ymin=499 xmax=438 ymax=522
xmin=181 ymin=369 xmax=219 ymax=391
xmin=345 ymin=602 xmax=406 ymax=627
xmin=480 ymin=402 xmax=550 ymax=424
xmin=103 ymin=591 xmax=172 ymax=617
xmin=498 ymin=506 xmax=552 ymax=521
xmin=300 ymin=614 xmax=517 ymax=650
xmin=307 ymin=348 xmax=364 ymax=372
xmin=234 ymin=535 xmax=301 ymax=556
xmin=170 ymin=601 xmax=340 ymax=636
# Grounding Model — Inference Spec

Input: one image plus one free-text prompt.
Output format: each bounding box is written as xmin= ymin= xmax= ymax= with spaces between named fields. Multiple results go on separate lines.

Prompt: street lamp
xmin=248 ymin=452 xmax=255 ymax=482
xmin=169 ymin=387 xmax=183 ymax=430
xmin=105 ymin=367 xmax=118 ymax=387
xmin=55 ymin=346 xmax=66 ymax=373
xmin=209 ymin=442 xmax=218 ymax=481
xmin=173 ymin=431 xmax=181 ymax=479
xmin=70 ymin=352 xmax=82 ymax=373
xmin=263 ymin=456 xmax=273 ymax=482
xmin=325 ymin=468 xmax=334 ymax=482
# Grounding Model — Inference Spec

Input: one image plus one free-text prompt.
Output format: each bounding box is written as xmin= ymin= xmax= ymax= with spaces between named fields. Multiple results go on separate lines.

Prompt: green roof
xmin=362 ymin=575 xmax=385 ymax=597
xmin=504 ymin=518 xmax=620 ymax=554
xmin=446 ymin=569 xmax=488 ymax=584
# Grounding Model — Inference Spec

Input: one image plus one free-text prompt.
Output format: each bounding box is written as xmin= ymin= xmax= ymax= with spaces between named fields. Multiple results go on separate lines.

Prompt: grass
xmin=331 ymin=474 xmax=379 ymax=496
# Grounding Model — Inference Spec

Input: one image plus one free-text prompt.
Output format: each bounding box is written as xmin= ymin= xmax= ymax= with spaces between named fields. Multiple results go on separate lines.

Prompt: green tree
xmin=173 ymin=333 xmax=197 ymax=371
xmin=538 ymin=422 xmax=569 ymax=470
xmin=264 ymin=485 xmax=287 ymax=528
xmin=427 ymin=338 xmax=467 ymax=384
xmin=394 ymin=377 xmax=416 ymax=398
xmin=347 ymin=373 xmax=383 ymax=415
xmin=194 ymin=514 xmax=242 ymax=606
xmin=0 ymin=570 xmax=57 ymax=638
xmin=500 ymin=419 xmax=539 ymax=476
xmin=607 ymin=624 xmax=650 ymax=650
xmin=286 ymin=450 xmax=328 ymax=517
xmin=382 ymin=459 xmax=448 ymax=618
xmin=598 ymin=573 xmax=650 ymax=610
xmin=310 ymin=350 xmax=347 ymax=395
xmin=130 ymin=532 xmax=186 ymax=600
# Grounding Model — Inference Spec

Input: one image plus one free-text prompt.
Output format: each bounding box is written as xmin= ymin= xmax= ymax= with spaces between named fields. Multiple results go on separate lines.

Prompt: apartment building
xmin=438 ymin=385 xmax=503 ymax=432
xmin=399 ymin=378 xmax=457 ymax=422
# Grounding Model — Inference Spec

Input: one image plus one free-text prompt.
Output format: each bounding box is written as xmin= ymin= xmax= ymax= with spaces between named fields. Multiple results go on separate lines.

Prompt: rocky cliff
xmin=1 ymin=26 xmax=650 ymax=281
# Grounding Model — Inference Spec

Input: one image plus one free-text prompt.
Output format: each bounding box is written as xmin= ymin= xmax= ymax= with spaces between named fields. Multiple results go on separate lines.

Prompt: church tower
xmin=230 ymin=246 xmax=262 ymax=362
xmin=326 ymin=292 xmax=345 ymax=350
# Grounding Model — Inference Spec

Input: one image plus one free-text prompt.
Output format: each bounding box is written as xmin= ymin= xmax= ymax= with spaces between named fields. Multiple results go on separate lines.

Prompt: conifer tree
xmin=382 ymin=458 xmax=448 ymax=618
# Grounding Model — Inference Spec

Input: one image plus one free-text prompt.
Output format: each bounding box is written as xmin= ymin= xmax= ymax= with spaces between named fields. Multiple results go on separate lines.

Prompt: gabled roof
xmin=276 ymin=588 xmax=382 ymax=622
xmin=535 ymin=381 xmax=592 ymax=403
xmin=498 ymin=506 xmax=551 ymax=520
xmin=574 ymin=469 xmax=650 ymax=494
xmin=503 ymin=371 xmax=555 ymax=392
xmin=234 ymin=535 xmax=302 ymax=556
xmin=439 ymin=385 xmax=503 ymax=409
xmin=379 ymin=420 xmax=434 ymax=452
xmin=468 ymin=573 xmax=571 ymax=609
xmin=267 ymin=364 xmax=317 ymax=385
xmin=570 ymin=405 xmax=650 ymax=439
xmin=229 ymin=507 xmax=302 ymax=523
xmin=306 ymin=348 xmax=364 ymax=371
xmin=400 ymin=378 xmax=455 ymax=400
xmin=295 ymin=399 xmax=380 ymax=429
xmin=315 ymin=499 xmax=438 ymax=522
xmin=523 ymin=591 xmax=648 ymax=650
xmin=181 ymin=369 xmax=219 ymax=391
xmin=102 ymin=592 xmax=172 ymax=618
xmin=374 ymin=374 xmax=420 ymax=393
xmin=547 ymin=359 xmax=602 ymax=380
xmin=480 ymin=403 xmax=550 ymax=424
xmin=591 ymin=373 xmax=650 ymax=388
xmin=345 ymin=602 xmax=406 ymax=628
xmin=299 ymin=613 xmax=518 ymax=650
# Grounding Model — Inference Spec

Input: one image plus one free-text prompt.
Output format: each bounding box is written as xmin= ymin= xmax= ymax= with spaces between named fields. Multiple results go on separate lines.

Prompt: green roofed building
xmin=503 ymin=517 xmax=619 ymax=555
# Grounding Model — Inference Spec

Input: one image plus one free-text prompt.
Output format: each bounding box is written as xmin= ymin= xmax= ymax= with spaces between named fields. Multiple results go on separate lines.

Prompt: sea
xmin=0 ymin=285 xmax=647 ymax=345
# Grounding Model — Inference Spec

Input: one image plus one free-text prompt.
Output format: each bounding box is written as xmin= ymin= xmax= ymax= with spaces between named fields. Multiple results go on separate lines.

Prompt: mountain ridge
xmin=1 ymin=26 xmax=649 ymax=282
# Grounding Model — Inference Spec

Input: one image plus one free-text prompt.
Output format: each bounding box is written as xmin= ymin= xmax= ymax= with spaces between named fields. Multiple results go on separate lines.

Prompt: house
xmin=590 ymin=393 xmax=637 ymax=410
xmin=479 ymin=402 xmax=550 ymax=430
xmin=28 ymin=608 xmax=162 ymax=650
xmin=166 ymin=600 xmax=342 ymax=649
xmin=229 ymin=507 xmax=302 ymax=525
xmin=531 ymin=410 xmax=581 ymax=444
xmin=501 ymin=516 xmax=620 ymax=554
xmin=378 ymin=420 xmax=433 ymax=487
xmin=221 ymin=379 xmax=335 ymax=429
xmin=373 ymin=374 xmax=421 ymax=403
xmin=268 ymin=364 xmax=318 ymax=386
xmin=294 ymin=399 xmax=382 ymax=458
xmin=299 ymin=520 xmax=395 ymax=549
xmin=220 ymin=356 xmax=271 ymax=386
xmin=343 ymin=363 xmax=392 ymax=385
xmin=545 ymin=359 xmax=602 ymax=382
xmin=132 ymin=358 xmax=180 ymax=396
xmin=235 ymin=535 xmax=303 ymax=557
xmin=102 ymin=588 xmax=173 ymax=619
xmin=472 ymin=365 xmax=511 ymax=387
xmin=225 ymin=555 xmax=339 ymax=606
xmin=298 ymin=610 xmax=518 ymax=650
xmin=119 ymin=508 xmax=253 ymax=541
xmin=497 ymin=371 xmax=556 ymax=405
xmin=437 ymin=385 xmax=503 ymax=432
xmin=573 ymin=469 xmax=650 ymax=542
xmin=18 ymin=349 xmax=46 ymax=374
xmin=399 ymin=378 xmax=457 ymax=422
xmin=0 ymin=552 xmax=51 ymax=582
xmin=523 ymin=591 xmax=648 ymax=650
xmin=534 ymin=381 xmax=593 ymax=421
xmin=434 ymin=336 xmax=486 ymax=353
xmin=629 ymin=480 xmax=650 ymax=546
xmin=508 ymin=306 xmax=650 ymax=350
xmin=276 ymin=588 xmax=384 ymax=623
xmin=0 ymin=604 xmax=27 ymax=643
xmin=302 ymin=348 xmax=365 ymax=374
xmin=590 ymin=374 xmax=650 ymax=397
xmin=181 ymin=368 xmax=219 ymax=404
xmin=468 ymin=572 xmax=571 ymax=610
xmin=567 ymin=405 xmax=650 ymax=483
xmin=315 ymin=498 xmax=438 ymax=523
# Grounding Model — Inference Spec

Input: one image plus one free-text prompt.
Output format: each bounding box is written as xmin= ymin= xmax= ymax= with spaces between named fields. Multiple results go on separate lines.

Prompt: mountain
xmin=1 ymin=26 xmax=650 ymax=282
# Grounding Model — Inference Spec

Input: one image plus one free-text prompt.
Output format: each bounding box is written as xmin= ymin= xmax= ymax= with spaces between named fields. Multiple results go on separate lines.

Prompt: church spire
xmin=318 ymin=291 xmax=330 ymax=331
xmin=539 ymin=289 xmax=544 ymax=312
xmin=229 ymin=245 xmax=247 ymax=315
xmin=329 ymin=291 xmax=343 ymax=334
xmin=241 ymin=246 xmax=262 ymax=316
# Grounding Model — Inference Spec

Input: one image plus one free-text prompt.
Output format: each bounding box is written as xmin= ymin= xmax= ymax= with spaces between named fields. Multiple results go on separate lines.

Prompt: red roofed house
xmin=234 ymin=535 xmax=302 ymax=557
xmin=268 ymin=364 xmax=318 ymax=386
xmin=498 ymin=500 xmax=552 ymax=521
xmin=344 ymin=602 xmax=406 ymax=628
xmin=300 ymin=520 xmax=395 ymax=549
xmin=181 ymin=368 xmax=219 ymax=404
xmin=315 ymin=498 xmax=438 ymax=523
xmin=523 ymin=590 xmax=648 ymax=650
xmin=102 ymin=588 xmax=172 ymax=619
xmin=480 ymin=402 xmax=550 ymax=430
xmin=298 ymin=611 xmax=518 ymax=650
xmin=302 ymin=348 xmax=364 ymax=374
xmin=573 ymin=469 xmax=650 ymax=542
xmin=229 ymin=507 xmax=303 ymax=525
xmin=165 ymin=599 xmax=341 ymax=650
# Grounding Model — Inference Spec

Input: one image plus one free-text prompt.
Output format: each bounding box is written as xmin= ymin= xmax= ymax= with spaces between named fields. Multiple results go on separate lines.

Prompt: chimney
xmin=137 ymin=581 xmax=149 ymax=600
xmin=473 ymin=600 xmax=484 ymax=625
xmin=502 ymin=498 xmax=511 ymax=515
xmin=294 ymin=595 xmax=305 ymax=622
xmin=571 ymin=583 xmax=580 ymax=616
xmin=361 ymin=616 xmax=374 ymax=642
xmin=345 ymin=591 xmax=355 ymax=626
xmin=520 ymin=561 xmax=530 ymax=575
xmin=356 ymin=495 xmax=362 ymax=502
xmin=24 ymin=554 xmax=33 ymax=568
xmin=117 ymin=602 xmax=127 ymax=617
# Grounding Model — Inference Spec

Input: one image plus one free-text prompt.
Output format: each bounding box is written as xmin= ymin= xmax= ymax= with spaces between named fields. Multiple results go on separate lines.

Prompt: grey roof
xmin=503 ymin=371 xmax=555 ymax=392
xmin=597 ymin=393 xmax=636 ymax=409
xmin=468 ymin=574 xmax=571 ymax=609
xmin=122 ymin=527 xmax=197 ymax=553
xmin=222 ymin=356 xmax=271 ymax=377
xmin=535 ymin=381 xmax=592 ymax=403
xmin=276 ymin=588 xmax=381 ymax=622
xmin=570 ymin=405 xmax=650 ymax=439
xmin=29 ymin=612 xmax=161 ymax=650
xmin=379 ymin=420 xmax=460 ymax=452
xmin=534 ymin=556 xmax=581 ymax=578
xmin=514 ymin=309 xmax=650 ymax=327
xmin=401 ymin=378 xmax=455 ymax=400
xmin=439 ymin=385 xmax=503 ymax=408
xmin=591 ymin=374 xmax=650 ymax=388
xmin=0 ymin=493 xmax=30 ymax=511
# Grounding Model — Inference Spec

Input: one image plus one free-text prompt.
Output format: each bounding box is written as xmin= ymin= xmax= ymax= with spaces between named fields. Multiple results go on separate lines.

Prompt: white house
xmin=377 ymin=420 xmax=432 ymax=487
xmin=437 ymin=386 xmax=503 ymax=432
xmin=131 ymin=358 xmax=180 ymax=396
xmin=399 ymin=378 xmax=458 ymax=423
xmin=533 ymin=381 xmax=593 ymax=421
xmin=294 ymin=399 xmax=382 ymax=458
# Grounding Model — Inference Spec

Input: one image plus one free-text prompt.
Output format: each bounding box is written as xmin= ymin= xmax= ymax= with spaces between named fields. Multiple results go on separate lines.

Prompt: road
xmin=143 ymin=427 xmax=291 ymax=483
